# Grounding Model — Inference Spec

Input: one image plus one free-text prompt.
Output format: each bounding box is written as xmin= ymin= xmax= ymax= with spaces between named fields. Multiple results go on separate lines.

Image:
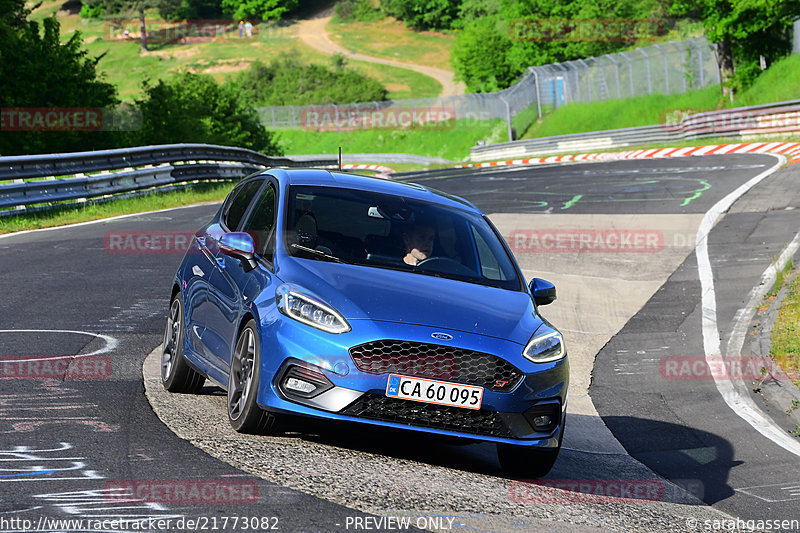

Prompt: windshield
xmin=284 ymin=185 xmax=522 ymax=291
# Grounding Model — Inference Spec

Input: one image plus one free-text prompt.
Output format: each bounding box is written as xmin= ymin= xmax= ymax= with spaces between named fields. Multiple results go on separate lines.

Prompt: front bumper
xmin=256 ymin=316 xmax=569 ymax=447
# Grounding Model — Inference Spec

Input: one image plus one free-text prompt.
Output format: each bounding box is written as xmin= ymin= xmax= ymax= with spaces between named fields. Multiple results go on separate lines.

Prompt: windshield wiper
xmin=290 ymin=243 xmax=344 ymax=263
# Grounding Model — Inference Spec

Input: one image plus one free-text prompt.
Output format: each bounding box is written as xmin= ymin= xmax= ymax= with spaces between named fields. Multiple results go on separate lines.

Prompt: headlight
xmin=523 ymin=329 xmax=565 ymax=363
xmin=276 ymin=284 xmax=351 ymax=334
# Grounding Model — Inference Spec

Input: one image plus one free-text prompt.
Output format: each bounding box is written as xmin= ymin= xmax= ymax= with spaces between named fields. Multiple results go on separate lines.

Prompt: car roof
xmin=263 ymin=168 xmax=479 ymax=213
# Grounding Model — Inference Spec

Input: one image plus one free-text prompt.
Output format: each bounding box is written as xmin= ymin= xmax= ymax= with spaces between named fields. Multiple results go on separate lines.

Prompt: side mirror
xmin=219 ymin=232 xmax=257 ymax=271
xmin=529 ymin=278 xmax=556 ymax=306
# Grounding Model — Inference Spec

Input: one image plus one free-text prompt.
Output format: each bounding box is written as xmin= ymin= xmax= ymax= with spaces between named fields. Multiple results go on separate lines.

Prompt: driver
xmin=402 ymin=220 xmax=435 ymax=266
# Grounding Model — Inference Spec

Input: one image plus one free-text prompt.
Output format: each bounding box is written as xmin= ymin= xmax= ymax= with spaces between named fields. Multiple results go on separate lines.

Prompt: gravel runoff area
xmin=143 ymin=348 xmax=744 ymax=533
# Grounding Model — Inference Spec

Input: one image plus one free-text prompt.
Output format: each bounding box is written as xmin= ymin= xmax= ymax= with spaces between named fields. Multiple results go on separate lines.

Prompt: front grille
xmin=349 ymin=340 xmax=523 ymax=392
xmin=342 ymin=394 xmax=513 ymax=438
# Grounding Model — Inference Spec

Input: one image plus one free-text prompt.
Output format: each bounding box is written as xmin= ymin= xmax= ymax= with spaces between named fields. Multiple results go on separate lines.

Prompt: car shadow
xmin=199 ymin=385 xmax=737 ymax=506
xmin=597 ymin=415 xmax=741 ymax=505
xmin=265 ymin=408 xmax=734 ymax=501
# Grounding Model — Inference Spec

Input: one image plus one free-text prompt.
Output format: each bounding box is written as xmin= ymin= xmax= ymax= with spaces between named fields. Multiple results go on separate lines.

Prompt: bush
xmin=231 ymin=54 xmax=388 ymax=105
xmin=451 ymin=0 xmax=498 ymax=29
xmin=380 ymin=0 xmax=460 ymax=30
xmin=158 ymin=0 xmax=224 ymax=20
xmin=78 ymin=0 xmax=131 ymax=18
xmin=135 ymin=72 xmax=280 ymax=154
xmin=334 ymin=0 xmax=382 ymax=21
xmin=79 ymin=2 xmax=106 ymax=18
xmin=220 ymin=0 xmax=298 ymax=21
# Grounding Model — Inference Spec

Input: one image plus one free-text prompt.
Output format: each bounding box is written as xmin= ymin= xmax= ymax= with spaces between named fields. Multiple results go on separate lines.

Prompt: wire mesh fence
xmin=256 ymin=37 xmax=719 ymax=138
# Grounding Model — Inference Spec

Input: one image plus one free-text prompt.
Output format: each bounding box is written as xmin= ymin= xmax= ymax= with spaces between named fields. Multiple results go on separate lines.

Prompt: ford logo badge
xmin=431 ymin=332 xmax=453 ymax=341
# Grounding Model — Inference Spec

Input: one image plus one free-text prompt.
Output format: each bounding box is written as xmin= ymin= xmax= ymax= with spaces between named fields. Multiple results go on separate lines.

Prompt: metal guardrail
xmin=470 ymin=100 xmax=800 ymax=161
xmin=0 ymin=143 xmax=337 ymax=216
xmin=287 ymin=153 xmax=453 ymax=165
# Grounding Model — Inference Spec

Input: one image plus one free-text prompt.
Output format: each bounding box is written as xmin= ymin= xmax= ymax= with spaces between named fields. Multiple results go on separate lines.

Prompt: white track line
xmin=696 ymin=153 xmax=800 ymax=457
xmin=0 ymin=329 xmax=118 ymax=359
xmin=0 ymin=203 xmax=217 ymax=241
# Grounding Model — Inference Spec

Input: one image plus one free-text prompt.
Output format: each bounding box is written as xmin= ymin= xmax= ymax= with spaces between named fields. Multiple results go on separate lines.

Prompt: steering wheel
xmin=416 ymin=256 xmax=475 ymax=276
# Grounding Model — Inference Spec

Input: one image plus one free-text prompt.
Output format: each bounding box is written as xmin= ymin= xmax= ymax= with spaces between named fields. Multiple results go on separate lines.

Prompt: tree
xmin=380 ymin=0 xmax=461 ymax=30
xmin=135 ymin=72 xmax=281 ymax=154
xmin=158 ymin=0 xmax=223 ymax=20
xmin=671 ymin=0 xmax=800 ymax=99
xmin=220 ymin=0 xmax=298 ymax=21
xmin=79 ymin=0 xmax=159 ymax=52
xmin=0 ymin=0 xmax=119 ymax=155
xmin=451 ymin=16 xmax=514 ymax=92
xmin=451 ymin=0 xmax=663 ymax=92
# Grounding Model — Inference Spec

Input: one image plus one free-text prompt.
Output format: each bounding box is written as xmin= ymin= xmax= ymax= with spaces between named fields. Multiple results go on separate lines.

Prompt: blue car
xmin=162 ymin=168 xmax=568 ymax=477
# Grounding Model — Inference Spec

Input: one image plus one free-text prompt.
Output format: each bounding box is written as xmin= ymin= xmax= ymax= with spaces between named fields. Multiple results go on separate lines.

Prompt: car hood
xmin=279 ymin=258 xmax=542 ymax=345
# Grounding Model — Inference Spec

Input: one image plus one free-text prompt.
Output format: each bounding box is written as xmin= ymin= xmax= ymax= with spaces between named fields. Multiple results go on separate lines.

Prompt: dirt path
xmin=295 ymin=10 xmax=465 ymax=97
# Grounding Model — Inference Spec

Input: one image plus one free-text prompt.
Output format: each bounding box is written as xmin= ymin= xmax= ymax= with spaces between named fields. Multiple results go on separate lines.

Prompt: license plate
xmin=385 ymin=374 xmax=483 ymax=410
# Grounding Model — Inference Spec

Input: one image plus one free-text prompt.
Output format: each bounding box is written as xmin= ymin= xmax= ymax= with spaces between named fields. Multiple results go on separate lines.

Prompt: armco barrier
xmin=470 ymin=100 xmax=800 ymax=161
xmin=0 ymin=144 xmax=336 ymax=216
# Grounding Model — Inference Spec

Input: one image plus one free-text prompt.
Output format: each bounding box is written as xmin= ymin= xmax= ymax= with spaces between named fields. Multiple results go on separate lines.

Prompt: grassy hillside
xmin=27 ymin=1 xmax=442 ymax=101
xmin=736 ymin=54 xmax=800 ymax=106
xmin=327 ymin=16 xmax=455 ymax=72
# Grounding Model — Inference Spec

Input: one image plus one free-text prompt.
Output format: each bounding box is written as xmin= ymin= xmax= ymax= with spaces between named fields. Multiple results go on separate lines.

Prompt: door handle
xmin=216 ymin=257 xmax=226 ymax=269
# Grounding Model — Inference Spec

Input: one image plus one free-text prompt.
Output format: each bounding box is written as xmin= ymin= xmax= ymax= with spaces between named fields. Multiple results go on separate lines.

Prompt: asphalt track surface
xmin=1 ymin=154 xmax=798 ymax=531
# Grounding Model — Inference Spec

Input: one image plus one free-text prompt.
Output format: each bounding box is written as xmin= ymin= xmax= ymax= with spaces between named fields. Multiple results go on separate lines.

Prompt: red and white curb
xmin=455 ymin=142 xmax=800 ymax=169
xmin=341 ymin=163 xmax=396 ymax=177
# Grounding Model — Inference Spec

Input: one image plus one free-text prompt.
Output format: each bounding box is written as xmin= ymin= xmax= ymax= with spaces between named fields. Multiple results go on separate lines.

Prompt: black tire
xmin=161 ymin=294 xmax=205 ymax=393
xmin=227 ymin=319 xmax=279 ymax=434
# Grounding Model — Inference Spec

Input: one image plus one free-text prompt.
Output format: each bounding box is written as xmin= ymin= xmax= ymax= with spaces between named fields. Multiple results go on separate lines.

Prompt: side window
xmin=241 ymin=183 xmax=277 ymax=262
xmin=223 ymin=180 xmax=263 ymax=231
xmin=472 ymin=226 xmax=505 ymax=280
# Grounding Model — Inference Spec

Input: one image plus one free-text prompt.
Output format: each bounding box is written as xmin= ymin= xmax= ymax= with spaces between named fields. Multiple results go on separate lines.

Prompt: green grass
xmin=327 ymin=16 xmax=456 ymax=73
xmin=278 ymin=119 xmax=506 ymax=162
xmin=348 ymin=61 xmax=441 ymax=99
xmin=768 ymin=260 xmax=794 ymax=299
xmin=522 ymin=86 xmax=722 ymax=139
xmin=770 ymin=266 xmax=800 ymax=387
xmin=736 ymin=54 xmax=800 ymax=106
xmin=0 ymin=182 xmax=233 ymax=234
